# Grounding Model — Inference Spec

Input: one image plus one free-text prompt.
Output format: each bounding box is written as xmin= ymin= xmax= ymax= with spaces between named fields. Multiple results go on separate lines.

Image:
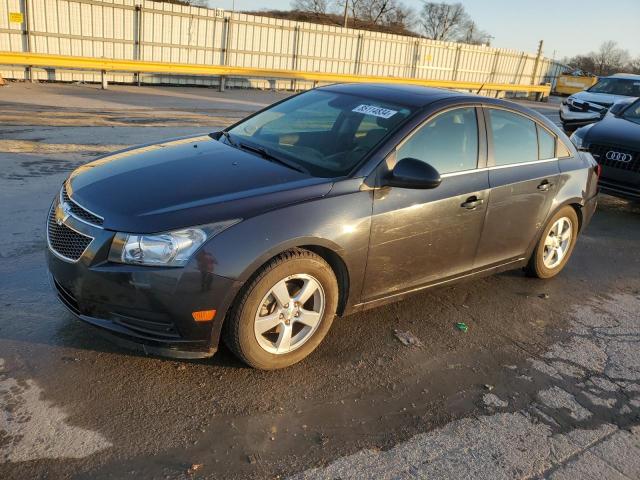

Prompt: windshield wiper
xmin=238 ymin=142 xmax=308 ymax=174
xmin=219 ymin=130 xmax=238 ymax=147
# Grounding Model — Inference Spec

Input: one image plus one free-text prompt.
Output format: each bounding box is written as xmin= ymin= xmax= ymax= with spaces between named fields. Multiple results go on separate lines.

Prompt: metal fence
xmin=0 ymin=0 xmax=566 ymax=92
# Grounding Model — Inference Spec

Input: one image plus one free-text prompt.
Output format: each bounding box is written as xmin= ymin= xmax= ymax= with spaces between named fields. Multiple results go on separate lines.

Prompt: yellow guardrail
xmin=0 ymin=51 xmax=551 ymax=97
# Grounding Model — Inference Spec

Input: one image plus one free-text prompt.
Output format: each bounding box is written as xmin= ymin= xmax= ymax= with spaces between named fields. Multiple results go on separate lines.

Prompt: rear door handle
xmin=461 ymin=196 xmax=484 ymax=210
xmin=537 ymin=180 xmax=553 ymax=191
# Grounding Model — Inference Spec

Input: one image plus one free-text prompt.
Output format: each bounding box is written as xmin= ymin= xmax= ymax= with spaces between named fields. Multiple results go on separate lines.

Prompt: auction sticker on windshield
xmin=352 ymin=105 xmax=398 ymax=119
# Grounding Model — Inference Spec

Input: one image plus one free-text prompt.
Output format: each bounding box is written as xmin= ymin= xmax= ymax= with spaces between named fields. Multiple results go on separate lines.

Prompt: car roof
xmin=316 ymin=82 xmax=557 ymax=128
xmin=318 ymin=83 xmax=466 ymax=108
xmin=605 ymin=73 xmax=640 ymax=80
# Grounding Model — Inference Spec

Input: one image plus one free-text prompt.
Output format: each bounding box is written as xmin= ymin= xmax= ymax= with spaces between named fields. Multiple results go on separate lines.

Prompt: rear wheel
xmin=526 ymin=206 xmax=579 ymax=279
xmin=223 ymin=249 xmax=338 ymax=370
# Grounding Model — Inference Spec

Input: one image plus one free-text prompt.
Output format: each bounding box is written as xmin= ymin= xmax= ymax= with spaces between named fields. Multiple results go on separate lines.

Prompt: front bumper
xmin=559 ymin=104 xmax=602 ymax=130
xmin=46 ymin=199 xmax=241 ymax=359
xmin=598 ymin=179 xmax=640 ymax=200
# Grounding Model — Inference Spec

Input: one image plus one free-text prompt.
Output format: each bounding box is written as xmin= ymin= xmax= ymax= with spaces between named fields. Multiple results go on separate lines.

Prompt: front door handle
xmin=537 ymin=180 xmax=553 ymax=191
xmin=461 ymin=196 xmax=484 ymax=210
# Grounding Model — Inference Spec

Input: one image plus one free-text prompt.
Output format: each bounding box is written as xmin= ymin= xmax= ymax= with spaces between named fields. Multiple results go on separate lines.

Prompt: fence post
xmin=410 ymin=40 xmax=420 ymax=78
xmin=134 ymin=5 xmax=142 ymax=86
xmin=290 ymin=25 xmax=300 ymax=91
xmin=101 ymin=70 xmax=108 ymax=89
xmin=452 ymin=44 xmax=462 ymax=81
xmin=23 ymin=0 xmax=33 ymax=82
xmin=513 ymin=52 xmax=526 ymax=85
xmin=489 ymin=50 xmax=500 ymax=83
xmin=354 ymin=33 xmax=363 ymax=75
xmin=219 ymin=16 xmax=232 ymax=92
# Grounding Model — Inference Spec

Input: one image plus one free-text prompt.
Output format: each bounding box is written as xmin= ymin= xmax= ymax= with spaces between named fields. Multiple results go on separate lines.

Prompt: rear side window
xmin=397 ymin=108 xmax=478 ymax=174
xmin=489 ymin=109 xmax=538 ymax=165
xmin=557 ymin=141 xmax=571 ymax=158
xmin=537 ymin=125 xmax=556 ymax=159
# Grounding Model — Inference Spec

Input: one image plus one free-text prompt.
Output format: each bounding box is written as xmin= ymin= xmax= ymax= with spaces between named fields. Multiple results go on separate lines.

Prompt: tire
xmin=526 ymin=206 xmax=579 ymax=279
xmin=223 ymin=248 xmax=338 ymax=370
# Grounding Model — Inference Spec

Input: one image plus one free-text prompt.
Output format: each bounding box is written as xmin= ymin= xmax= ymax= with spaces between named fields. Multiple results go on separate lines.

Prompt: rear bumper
xmin=582 ymin=193 xmax=598 ymax=231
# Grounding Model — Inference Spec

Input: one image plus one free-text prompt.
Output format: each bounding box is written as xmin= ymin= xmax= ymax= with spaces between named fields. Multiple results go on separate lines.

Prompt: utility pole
xmin=531 ymin=39 xmax=543 ymax=85
xmin=343 ymin=0 xmax=348 ymax=28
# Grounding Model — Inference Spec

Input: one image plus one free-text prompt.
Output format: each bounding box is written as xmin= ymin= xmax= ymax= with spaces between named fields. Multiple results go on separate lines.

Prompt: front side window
xmin=226 ymin=90 xmax=414 ymax=177
xmin=396 ymin=108 xmax=479 ymax=174
xmin=587 ymin=78 xmax=640 ymax=97
xmin=489 ymin=109 xmax=538 ymax=166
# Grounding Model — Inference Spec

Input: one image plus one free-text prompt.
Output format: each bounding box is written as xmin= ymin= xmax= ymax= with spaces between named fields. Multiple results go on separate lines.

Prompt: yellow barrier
xmin=554 ymin=75 xmax=598 ymax=95
xmin=0 ymin=51 xmax=551 ymax=97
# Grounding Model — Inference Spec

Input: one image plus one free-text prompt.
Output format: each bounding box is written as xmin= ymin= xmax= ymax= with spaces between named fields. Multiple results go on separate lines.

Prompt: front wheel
xmin=526 ymin=206 xmax=579 ymax=279
xmin=223 ymin=249 xmax=338 ymax=370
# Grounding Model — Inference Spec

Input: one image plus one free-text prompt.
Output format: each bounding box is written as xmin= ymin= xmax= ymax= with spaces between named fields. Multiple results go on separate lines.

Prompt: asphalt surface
xmin=0 ymin=83 xmax=639 ymax=479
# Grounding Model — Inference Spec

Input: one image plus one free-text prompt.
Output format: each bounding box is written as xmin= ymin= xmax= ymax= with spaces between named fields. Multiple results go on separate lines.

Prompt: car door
xmin=362 ymin=106 xmax=490 ymax=302
xmin=474 ymin=107 xmax=561 ymax=267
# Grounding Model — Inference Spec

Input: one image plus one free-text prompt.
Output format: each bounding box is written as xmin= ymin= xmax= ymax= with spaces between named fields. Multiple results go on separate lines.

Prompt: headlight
xmin=109 ymin=220 xmax=240 ymax=266
xmin=569 ymin=131 xmax=584 ymax=149
xmin=569 ymin=124 xmax=593 ymax=150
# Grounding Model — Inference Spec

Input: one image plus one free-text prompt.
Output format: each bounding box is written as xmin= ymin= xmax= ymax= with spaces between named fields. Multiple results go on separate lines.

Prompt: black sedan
xmin=571 ymin=98 xmax=640 ymax=200
xmin=47 ymin=84 xmax=599 ymax=369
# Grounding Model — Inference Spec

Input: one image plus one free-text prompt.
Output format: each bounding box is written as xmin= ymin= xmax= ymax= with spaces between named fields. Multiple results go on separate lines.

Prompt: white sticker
xmin=352 ymin=104 xmax=398 ymax=119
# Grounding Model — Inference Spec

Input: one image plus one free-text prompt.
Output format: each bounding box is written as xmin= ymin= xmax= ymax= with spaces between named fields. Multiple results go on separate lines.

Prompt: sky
xmin=208 ymin=0 xmax=640 ymax=59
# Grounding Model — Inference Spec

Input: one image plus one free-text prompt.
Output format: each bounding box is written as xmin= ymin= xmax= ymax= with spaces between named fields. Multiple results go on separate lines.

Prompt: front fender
xmin=197 ymin=186 xmax=374 ymax=311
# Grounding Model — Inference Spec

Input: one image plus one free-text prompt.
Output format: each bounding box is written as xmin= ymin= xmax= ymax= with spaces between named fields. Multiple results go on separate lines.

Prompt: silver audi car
xmin=560 ymin=73 xmax=640 ymax=131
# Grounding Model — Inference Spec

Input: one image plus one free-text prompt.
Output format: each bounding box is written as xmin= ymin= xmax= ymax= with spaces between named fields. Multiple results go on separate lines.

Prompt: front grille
xmin=47 ymin=205 xmax=93 ymax=261
xmin=113 ymin=313 xmax=181 ymax=339
xmin=62 ymin=183 xmax=104 ymax=226
xmin=589 ymin=144 xmax=640 ymax=173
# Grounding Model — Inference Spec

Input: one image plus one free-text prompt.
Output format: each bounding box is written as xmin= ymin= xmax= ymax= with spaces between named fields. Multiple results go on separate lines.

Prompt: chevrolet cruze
xmin=47 ymin=84 xmax=599 ymax=369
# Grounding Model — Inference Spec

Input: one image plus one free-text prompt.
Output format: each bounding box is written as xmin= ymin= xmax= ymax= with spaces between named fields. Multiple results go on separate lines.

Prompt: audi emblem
xmin=605 ymin=150 xmax=633 ymax=163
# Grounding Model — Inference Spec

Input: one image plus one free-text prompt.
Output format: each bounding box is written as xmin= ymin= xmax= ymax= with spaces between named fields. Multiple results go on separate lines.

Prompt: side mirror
xmin=383 ymin=157 xmax=442 ymax=189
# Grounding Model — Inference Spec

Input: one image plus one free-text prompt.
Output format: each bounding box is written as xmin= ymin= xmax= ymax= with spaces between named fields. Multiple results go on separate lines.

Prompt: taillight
xmin=595 ymin=164 xmax=602 ymax=178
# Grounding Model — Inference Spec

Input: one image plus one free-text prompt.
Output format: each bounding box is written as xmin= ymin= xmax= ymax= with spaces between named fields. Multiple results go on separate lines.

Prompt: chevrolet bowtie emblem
xmin=55 ymin=202 xmax=71 ymax=226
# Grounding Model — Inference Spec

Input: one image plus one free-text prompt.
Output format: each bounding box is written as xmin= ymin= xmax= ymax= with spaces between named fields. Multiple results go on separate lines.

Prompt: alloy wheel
xmin=543 ymin=217 xmax=572 ymax=269
xmin=253 ymin=274 xmax=325 ymax=354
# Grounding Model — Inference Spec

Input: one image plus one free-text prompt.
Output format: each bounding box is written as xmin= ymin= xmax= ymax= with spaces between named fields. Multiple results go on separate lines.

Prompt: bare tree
xmin=566 ymin=41 xmax=633 ymax=76
xmin=355 ymin=0 xmax=413 ymax=25
xmin=419 ymin=2 xmax=469 ymax=41
xmin=458 ymin=20 xmax=491 ymax=46
xmin=628 ymin=57 xmax=640 ymax=75
xmin=592 ymin=41 xmax=630 ymax=76
xmin=291 ymin=0 xmax=330 ymax=15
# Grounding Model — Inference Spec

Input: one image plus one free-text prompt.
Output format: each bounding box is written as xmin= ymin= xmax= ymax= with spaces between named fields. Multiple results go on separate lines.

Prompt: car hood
xmin=570 ymin=91 xmax=632 ymax=108
xmin=585 ymin=116 xmax=640 ymax=150
xmin=67 ymin=134 xmax=333 ymax=233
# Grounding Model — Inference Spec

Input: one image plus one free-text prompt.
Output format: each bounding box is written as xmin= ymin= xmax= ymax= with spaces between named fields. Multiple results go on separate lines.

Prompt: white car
xmin=560 ymin=73 xmax=640 ymax=131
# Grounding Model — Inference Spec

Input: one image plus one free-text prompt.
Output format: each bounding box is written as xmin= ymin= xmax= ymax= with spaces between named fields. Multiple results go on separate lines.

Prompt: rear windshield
xmin=587 ymin=78 xmax=640 ymax=97
xmin=226 ymin=90 xmax=414 ymax=177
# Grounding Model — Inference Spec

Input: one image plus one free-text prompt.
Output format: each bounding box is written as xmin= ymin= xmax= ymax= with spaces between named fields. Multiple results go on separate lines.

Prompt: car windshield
xmin=225 ymin=89 xmax=414 ymax=177
xmin=622 ymin=99 xmax=640 ymax=125
xmin=587 ymin=78 xmax=640 ymax=96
